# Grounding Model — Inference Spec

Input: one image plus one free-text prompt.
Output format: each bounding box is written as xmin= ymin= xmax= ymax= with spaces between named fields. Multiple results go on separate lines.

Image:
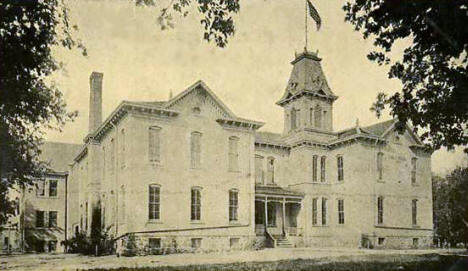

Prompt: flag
xmin=307 ymin=0 xmax=322 ymax=31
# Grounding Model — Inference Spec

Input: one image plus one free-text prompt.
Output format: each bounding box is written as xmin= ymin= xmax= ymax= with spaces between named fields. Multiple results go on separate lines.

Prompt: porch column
xmin=264 ymin=199 xmax=268 ymax=229
xmin=282 ymin=197 xmax=286 ymax=236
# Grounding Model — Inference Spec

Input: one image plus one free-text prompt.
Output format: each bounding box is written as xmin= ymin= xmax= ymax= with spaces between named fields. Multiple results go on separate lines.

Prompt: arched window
xmin=312 ymin=155 xmax=318 ymax=182
xmin=191 ymin=187 xmax=202 ymax=221
xmin=148 ymin=184 xmax=161 ymax=220
xmin=149 ymin=126 xmax=161 ymax=162
xmin=321 ymin=197 xmax=328 ymax=225
xmin=229 ymin=189 xmax=238 ymax=222
xmin=255 ymin=155 xmax=265 ymax=184
xmin=314 ymin=105 xmax=322 ymax=128
xmin=377 ymin=152 xmax=384 ymax=180
xmin=267 ymin=157 xmax=275 ymax=184
xmin=411 ymin=157 xmax=417 ymax=185
xmin=191 ymin=132 xmax=202 ymax=168
xmin=337 ymin=155 xmax=344 ymax=182
xmin=228 ymin=136 xmax=239 ymax=172
xmin=412 ymin=199 xmax=418 ymax=225
xmin=377 ymin=196 xmax=384 ymax=224
xmin=291 ymin=108 xmax=297 ymax=130
xmin=320 ymin=156 xmax=326 ymax=182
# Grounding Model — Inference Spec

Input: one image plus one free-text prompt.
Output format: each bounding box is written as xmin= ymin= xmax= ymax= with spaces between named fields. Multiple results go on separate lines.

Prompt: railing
xmin=265 ymin=230 xmax=276 ymax=248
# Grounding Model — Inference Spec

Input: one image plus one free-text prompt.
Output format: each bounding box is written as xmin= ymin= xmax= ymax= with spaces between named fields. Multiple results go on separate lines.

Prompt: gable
xmin=165 ymin=81 xmax=235 ymax=119
xmin=384 ymin=125 xmax=422 ymax=146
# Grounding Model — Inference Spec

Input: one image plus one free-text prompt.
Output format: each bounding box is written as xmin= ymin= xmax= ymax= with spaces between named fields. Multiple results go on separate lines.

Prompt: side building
xmin=0 ymin=142 xmax=81 ymax=253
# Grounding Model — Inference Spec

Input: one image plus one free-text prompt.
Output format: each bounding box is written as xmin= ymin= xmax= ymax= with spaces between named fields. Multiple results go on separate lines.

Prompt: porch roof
xmin=255 ymin=184 xmax=304 ymax=198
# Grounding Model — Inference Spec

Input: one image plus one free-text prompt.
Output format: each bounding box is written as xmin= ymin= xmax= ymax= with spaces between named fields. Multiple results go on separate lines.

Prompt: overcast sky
xmin=46 ymin=0 xmax=466 ymax=175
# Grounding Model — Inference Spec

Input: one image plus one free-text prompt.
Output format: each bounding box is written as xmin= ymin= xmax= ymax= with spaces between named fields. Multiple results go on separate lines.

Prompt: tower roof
xmin=277 ymin=50 xmax=337 ymax=105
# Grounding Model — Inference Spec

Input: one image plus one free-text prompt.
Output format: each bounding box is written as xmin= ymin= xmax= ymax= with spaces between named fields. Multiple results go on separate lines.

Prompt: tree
xmin=0 ymin=0 xmax=82 ymax=222
xmin=343 ymin=1 xmax=468 ymax=152
xmin=138 ymin=0 xmax=240 ymax=48
xmin=433 ymin=167 xmax=468 ymax=247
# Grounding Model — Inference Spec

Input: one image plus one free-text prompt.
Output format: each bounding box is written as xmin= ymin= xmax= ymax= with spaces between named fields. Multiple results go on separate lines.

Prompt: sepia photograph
xmin=1 ymin=0 xmax=467 ymax=270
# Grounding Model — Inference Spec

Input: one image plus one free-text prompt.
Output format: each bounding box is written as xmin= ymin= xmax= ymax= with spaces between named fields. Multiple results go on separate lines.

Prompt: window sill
xmin=229 ymin=221 xmax=240 ymax=225
xmin=411 ymin=183 xmax=419 ymax=187
xmin=190 ymin=220 xmax=204 ymax=224
xmin=149 ymin=162 xmax=162 ymax=167
xmin=376 ymin=179 xmax=385 ymax=183
xmin=412 ymin=224 xmax=420 ymax=229
xmin=147 ymin=219 xmax=163 ymax=224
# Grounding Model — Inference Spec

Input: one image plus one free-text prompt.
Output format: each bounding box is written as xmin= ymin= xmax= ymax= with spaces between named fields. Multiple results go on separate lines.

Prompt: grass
xmin=81 ymin=254 xmax=468 ymax=271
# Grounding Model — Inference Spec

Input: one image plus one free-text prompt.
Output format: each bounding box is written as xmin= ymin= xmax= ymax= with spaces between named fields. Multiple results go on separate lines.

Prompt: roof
xmin=363 ymin=119 xmax=396 ymax=136
xmin=255 ymin=184 xmax=304 ymax=197
xmin=255 ymin=131 xmax=285 ymax=145
xmin=39 ymin=141 xmax=82 ymax=173
xmin=277 ymin=50 xmax=337 ymax=105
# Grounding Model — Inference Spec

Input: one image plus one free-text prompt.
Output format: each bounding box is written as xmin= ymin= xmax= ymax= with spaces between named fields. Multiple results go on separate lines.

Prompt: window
xmin=102 ymin=146 xmax=106 ymax=178
xmin=110 ymin=138 xmax=115 ymax=173
xmin=36 ymin=180 xmax=45 ymax=197
xmin=255 ymin=155 xmax=264 ymax=184
xmin=148 ymin=238 xmax=161 ymax=254
xmin=320 ymin=156 xmax=326 ymax=182
xmin=312 ymin=155 xmax=318 ymax=182
xmin=338 ymin=199 xmax=345 ymax=224
xmin=377 ymin=196 xmax=384 ymax=225
xmin=312 ymin=198 xmax=318 ymax=225
xmin=266 ymin=157 xmax=275 ymax=184
xmin=411 ymin=157 xmax=417 ymax=185
xmin=296 ymin=109 xmax=301 ymax=128
xmin=148 ymin=185 xmax=160 ymax=220
xmin=120 ymin=129 xmax=125 ymax=168
xmin=190 ymin=132 xmax=202 ymax=168
xmin=314 ymin=105 xmax=322 ymax=128
xmin=321 ymin=198 xmax=327 ymax=225
xmin=36 ymin=210 xmax=45 ymax=228
xmin=229 ymin=190 xmax=238 ymax=222
xmin=337 ymin=156 xmax=344 ymax=182
xmin=412 ymin=199 xmax=418 ymax=226
xmin=191 ymin=188 xmax=201 ymax=221
xmin=49 ymin=211 xmax=57 ymax=228
xmin=49 ymin=180 xmax=57 ymax=197
xmin=267 ymin=202 xmax=276 ymax=227
xmin=378 ymin=237 xmax=385 ymax=246
xmin=191 ymin=238 xmax=202 ymax=249
xmin=309 ymin=108 xmax=314 ymax=126
xmin=291 ymin=108 xmax=297 ymax=130
xmin=377 ymin=152 xmax=383 ymax=180
xmin=228 ymin=136 xmax=239 ymax=172
xmin=149 ymin=127 xmax=161 ymax=162
xmin=230 ymin=238 xmax=240 ymax=248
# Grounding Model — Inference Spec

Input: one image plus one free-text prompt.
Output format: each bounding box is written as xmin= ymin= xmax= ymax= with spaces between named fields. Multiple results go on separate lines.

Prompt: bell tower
xmin=277 ymin=50 xmax=338 ymax=136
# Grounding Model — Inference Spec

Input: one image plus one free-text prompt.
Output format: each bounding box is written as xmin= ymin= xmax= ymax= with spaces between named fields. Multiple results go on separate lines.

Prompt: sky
xmin=46 ymin=0 xmax=467 ymax=175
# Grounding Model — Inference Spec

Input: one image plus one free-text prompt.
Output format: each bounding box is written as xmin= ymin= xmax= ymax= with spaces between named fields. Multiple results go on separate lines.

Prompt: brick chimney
xmin=88 ymin=72 xmax=103 ymax=134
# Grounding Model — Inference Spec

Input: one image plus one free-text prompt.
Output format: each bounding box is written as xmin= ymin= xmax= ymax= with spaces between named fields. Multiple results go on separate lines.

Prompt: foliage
xmin=343 ymin=1 xmax=468 ymax=152
xmin=62 ymin=206 xmax=115 ymax=255
xmin=433 ymin=167 xmax=468 ymax=247
xmin=137 ymin=0 xmax=240 ymax=48
xmin=0 ymin=0 xmax=82 ymax=219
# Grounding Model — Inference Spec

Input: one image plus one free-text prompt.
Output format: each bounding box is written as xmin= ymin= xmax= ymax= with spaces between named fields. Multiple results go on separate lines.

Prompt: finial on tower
xmin=169 ymin=90 xmax=173 ymax=100
xmin=355 ymin=118 xmax=360 ymax=127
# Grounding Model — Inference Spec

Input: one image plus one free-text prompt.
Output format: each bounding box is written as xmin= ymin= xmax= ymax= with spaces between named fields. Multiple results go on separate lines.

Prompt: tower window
xmin=314 ymin=105 xmax=322 ymax=128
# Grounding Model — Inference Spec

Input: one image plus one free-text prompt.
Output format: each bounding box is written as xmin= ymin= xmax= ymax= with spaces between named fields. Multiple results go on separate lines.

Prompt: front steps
xmin=273 ymin=235 xmax=294 ymax=248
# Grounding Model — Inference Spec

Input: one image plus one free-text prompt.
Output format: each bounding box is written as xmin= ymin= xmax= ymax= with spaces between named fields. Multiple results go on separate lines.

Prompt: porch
xmin=254 ymin=185 xmax=304 ymax=247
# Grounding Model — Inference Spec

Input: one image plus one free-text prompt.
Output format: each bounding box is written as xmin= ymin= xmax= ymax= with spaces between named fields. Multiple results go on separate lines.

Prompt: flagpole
xmin=305 ymin=0 xmax=308 ymax=51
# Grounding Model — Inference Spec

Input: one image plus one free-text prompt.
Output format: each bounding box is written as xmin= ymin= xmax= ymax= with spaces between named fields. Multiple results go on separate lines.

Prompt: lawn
xmin=82 ymin=253 xmax=468 ymax=271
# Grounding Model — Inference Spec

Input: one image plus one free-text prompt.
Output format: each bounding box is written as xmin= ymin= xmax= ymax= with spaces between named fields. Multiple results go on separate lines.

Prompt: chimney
xmin=89 ymin=72 xmax=103 ymax=134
